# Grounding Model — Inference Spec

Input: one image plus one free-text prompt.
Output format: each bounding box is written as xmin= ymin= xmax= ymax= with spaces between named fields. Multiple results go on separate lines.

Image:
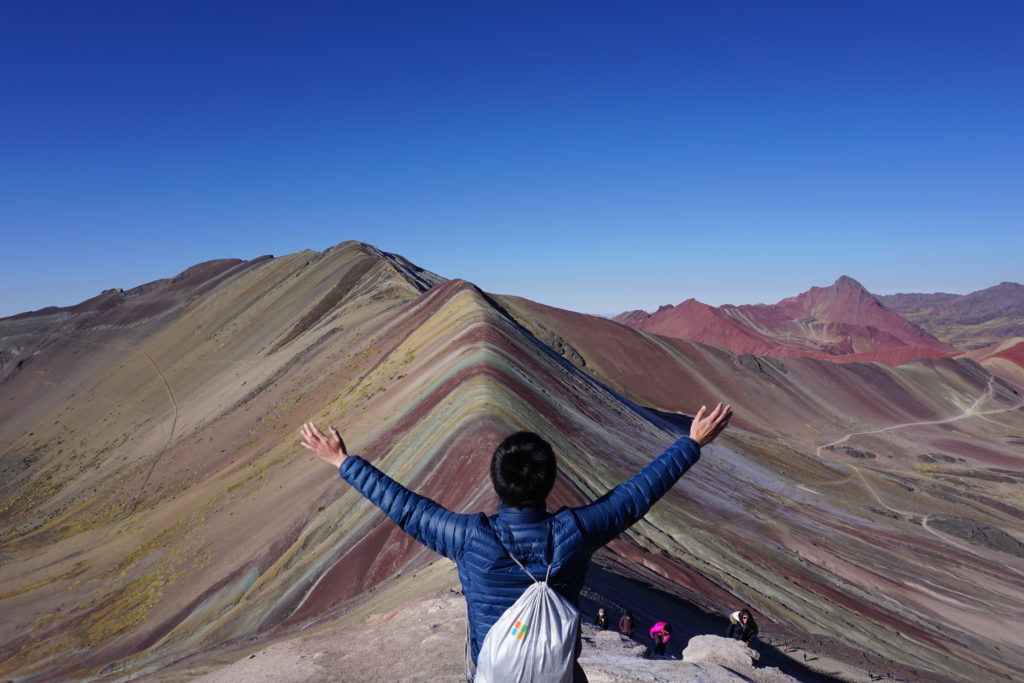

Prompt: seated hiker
xmin=650 ymin=621 xmax=672 ymax=656
xmin=595 ymin=607 xmax=609 ymax=630
xmin=618 ymin=609 xmax=636 ymax=638
xmin=301 ymin=402 xmax=731 ymax=681
xmin=726 ymin=607 xmax=759 ymax=646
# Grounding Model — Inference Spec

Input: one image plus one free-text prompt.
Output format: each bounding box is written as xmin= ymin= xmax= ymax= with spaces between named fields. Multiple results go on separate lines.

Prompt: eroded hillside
xmin=2 ymin=243 xmax=1022 ymax=681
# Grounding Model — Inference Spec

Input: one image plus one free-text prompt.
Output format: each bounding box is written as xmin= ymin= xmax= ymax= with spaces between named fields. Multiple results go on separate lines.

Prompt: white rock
xmin=682 ymin=634 xmax=760 ymax=668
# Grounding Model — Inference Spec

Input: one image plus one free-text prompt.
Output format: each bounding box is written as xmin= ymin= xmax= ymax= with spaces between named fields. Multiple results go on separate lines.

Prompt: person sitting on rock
xmin=726 ymin=608 xmax=759 ymax=647
xmin=618 ymin=609 xmax=636 ymax=638
xmin=650 ymin=621 xmax=672 ymax=656
xmin=595 ymin=607 xmax=609 ymax=630
xmin=300 ymin=402 xmax=732 ymax=682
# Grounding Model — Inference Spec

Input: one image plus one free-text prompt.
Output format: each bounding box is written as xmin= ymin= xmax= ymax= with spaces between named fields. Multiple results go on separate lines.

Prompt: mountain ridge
xmin=877 ymin=281 xmax=1024 ymax=350
xmin=613 ymin=275 xmax=1024 ymax=365
xmin=2 ymin=245 xmax=1023 ymax=681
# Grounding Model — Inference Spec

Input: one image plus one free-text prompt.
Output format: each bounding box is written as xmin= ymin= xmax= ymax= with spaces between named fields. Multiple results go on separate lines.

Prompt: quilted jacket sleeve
xmin=339 ymin=456 xmax=475 ymax=561
xmin=572 ymin=436 xmax=701 ymax=550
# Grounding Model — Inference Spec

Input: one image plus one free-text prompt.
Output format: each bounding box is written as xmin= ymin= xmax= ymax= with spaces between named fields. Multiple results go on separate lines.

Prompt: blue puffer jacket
xmin=339 ymin=435 xmax=701 ymax=662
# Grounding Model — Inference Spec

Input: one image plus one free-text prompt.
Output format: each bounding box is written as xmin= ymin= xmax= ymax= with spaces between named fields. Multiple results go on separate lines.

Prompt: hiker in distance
xmin=301 ymin=402 xmax=732 ymax=681
xmin=726 ymin=607 xmax=759 ymax=647
xmin=618 ymin=610 xmax=637 ymax=638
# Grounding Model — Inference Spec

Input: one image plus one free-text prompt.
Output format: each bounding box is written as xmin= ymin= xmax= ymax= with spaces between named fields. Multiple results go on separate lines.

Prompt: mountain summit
xmin=615 ymin=276 xmax=955 ymax=364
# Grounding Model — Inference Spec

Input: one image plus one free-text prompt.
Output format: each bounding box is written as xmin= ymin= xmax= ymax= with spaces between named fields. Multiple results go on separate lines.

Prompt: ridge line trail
xmin=807 ymin=377 xmax=1024 ymax=578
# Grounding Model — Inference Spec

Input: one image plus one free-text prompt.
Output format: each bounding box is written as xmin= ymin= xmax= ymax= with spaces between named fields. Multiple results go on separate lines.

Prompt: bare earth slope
xmin=499 ymin=293 xmax=1024 ymax=681
xmin=877 ymin=282 xmax=1024 ymax=351
xmin=2 ymin=245 xmax=1022 ymax=682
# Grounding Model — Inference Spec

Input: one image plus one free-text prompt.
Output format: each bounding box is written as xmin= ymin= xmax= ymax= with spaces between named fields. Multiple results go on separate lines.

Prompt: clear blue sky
xmin=2 ymin=1 xmax=1021 ymax=318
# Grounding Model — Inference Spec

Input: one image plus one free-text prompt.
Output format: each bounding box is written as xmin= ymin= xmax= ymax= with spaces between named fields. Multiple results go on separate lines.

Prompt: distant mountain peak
xmin=833 ymin=275 xmax=868 ymax=292
xmin=614 ymin=275 xmax=953 ymax=363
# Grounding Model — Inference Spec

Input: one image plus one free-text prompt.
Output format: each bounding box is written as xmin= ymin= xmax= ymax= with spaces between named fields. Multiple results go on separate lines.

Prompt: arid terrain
xmin=2 ymin=242 xmax=1022 ymax=681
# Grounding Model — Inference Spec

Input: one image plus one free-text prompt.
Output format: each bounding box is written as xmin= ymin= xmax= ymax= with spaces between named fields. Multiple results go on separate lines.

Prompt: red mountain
xmin=614 ymin=276 xmax=955 ymax=365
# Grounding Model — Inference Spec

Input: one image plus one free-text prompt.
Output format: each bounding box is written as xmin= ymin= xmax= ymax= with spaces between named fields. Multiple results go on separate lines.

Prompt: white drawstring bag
xmin=473 ymin=549 xmax=579 ymax=682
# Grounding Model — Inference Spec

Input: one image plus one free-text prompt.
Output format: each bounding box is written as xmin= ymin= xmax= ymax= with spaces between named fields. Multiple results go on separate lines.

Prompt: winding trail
xmin=44 ymin=329 xmax=220 ymax=525
xmin=807 ymin=376 xmax=1024 ymax=577
xmin=813 ymin=377 xmax=1022 ymax=457
xmin=127 ymin=349 xmax=179 ymax=517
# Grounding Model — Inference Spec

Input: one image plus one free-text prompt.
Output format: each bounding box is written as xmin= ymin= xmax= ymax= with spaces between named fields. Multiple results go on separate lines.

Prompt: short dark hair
xmin=491 ymin=431 xmax=557 ymax=508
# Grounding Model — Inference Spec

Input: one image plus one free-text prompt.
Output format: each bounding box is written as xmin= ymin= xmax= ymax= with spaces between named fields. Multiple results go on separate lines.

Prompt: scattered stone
xmin=823 ymin=444 xmax=877 ymax=459
xmin=928 ymin=515 xmax=1024 ymax=558
xmin=918 ymin=453 xmax=963 ymax=464
xmin=867 ymin=506 xmax=903 ymax=521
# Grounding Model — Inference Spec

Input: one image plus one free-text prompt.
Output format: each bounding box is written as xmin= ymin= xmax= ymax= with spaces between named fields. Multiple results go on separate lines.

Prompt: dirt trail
xmin=806 ymin=378 xmax=1024 ymax=575
xmin=815 ymin=378 xmax=1023 ymax=456
xmin=44 ymin=330 xmax=185 ymax=524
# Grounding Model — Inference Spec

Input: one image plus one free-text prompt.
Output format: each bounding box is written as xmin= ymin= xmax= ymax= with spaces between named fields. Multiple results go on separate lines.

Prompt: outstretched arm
xmin=688 ymin=402 xmax=732 ymax=447
xmin=573 ymin=402 xmax=732 ymax=549
xmin=300 ymin=421 xmax=475 ymax=561
xmin=301 ymin=422 xmax=348 ymax=467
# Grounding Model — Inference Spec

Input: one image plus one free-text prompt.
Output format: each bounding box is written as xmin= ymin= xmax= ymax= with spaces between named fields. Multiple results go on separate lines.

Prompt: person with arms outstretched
xmin=301 ymin=402 xmax=732 ymax=681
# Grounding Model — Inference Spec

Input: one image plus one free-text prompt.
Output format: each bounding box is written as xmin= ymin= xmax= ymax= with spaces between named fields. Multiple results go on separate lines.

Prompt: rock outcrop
xmin=581 ymin=631 xmax=797 ymax=683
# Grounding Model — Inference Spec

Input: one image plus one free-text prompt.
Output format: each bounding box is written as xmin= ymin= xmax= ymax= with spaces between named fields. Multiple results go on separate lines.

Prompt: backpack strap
xmin=464 ymin=620 xmax=474 ymax=682
xmin=495 ymin=519 xmax=553 ymax=584
xmin=504 ymin=545 xmax=543 ymax=583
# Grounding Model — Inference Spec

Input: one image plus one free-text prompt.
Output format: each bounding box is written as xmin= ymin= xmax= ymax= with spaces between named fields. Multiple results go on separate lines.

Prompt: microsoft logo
xmin=509 ymin=620 xmax=530 ymax=640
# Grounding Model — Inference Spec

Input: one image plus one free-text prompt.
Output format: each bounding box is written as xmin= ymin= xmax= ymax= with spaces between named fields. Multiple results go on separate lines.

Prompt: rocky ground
xmin=148 ymin=587 xmax=890 ymax=682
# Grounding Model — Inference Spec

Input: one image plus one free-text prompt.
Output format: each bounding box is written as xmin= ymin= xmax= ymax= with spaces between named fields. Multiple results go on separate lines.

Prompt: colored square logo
xmin=510 ymin=620 xmax=530 ymax=640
